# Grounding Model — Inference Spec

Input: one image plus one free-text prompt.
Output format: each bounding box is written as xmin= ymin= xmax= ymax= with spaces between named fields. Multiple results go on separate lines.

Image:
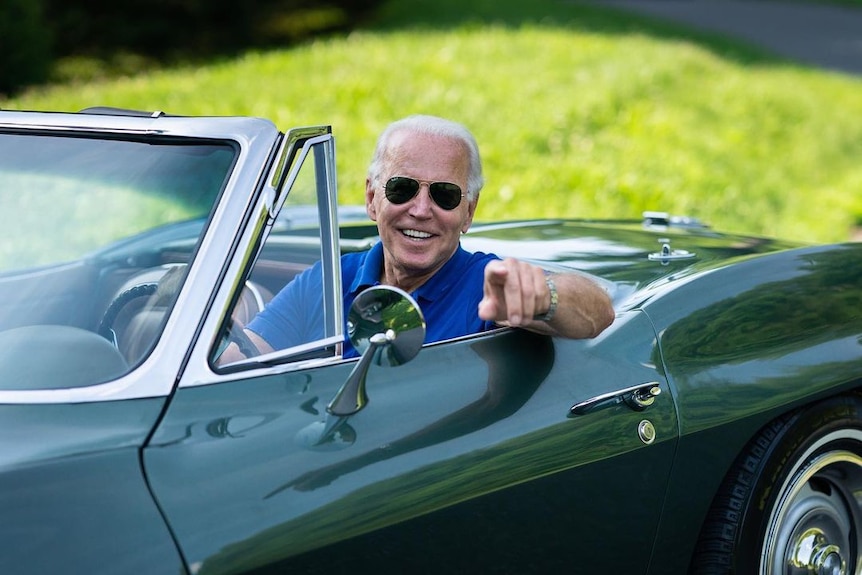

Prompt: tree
xmin=0 ymin=0 xmax=52 ymax=96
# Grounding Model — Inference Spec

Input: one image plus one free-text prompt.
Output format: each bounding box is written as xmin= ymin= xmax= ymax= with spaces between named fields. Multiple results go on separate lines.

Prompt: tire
xmin=690 ymin=393 xmax=862 ymax=575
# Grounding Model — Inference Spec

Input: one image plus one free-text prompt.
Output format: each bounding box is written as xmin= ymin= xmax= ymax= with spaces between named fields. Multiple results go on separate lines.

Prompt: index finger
xmin=500 ymin=258 xmax=526 ymax=324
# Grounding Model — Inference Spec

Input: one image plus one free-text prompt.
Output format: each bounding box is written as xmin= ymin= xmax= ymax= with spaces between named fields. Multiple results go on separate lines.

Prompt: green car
xmin=1 ymin=108 xmax=860 ymax=575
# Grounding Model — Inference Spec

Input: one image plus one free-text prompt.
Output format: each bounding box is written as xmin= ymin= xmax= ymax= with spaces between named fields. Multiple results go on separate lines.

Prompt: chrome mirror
xmin=327 ymin=286 xmax=425 ymax=416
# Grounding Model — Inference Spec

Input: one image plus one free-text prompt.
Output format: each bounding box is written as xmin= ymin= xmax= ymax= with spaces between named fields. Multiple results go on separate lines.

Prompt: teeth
xmin=403 ymin=229 xmax=432 ymax=239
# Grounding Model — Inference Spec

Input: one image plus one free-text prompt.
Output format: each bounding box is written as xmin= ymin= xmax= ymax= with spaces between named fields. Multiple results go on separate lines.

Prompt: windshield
xmin=0 ymin=133 xmax=234 ymax=271
xmin=0 ymin=131 xmax=237 ymax=389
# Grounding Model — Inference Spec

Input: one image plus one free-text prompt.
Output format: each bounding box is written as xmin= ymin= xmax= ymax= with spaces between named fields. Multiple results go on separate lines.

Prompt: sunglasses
xmin=384 ymin=176 xmax=465 ymax=210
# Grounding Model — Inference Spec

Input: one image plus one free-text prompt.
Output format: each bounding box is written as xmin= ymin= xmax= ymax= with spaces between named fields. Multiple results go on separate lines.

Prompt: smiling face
xmin=365 ymin=129 xmax=477 ymax=292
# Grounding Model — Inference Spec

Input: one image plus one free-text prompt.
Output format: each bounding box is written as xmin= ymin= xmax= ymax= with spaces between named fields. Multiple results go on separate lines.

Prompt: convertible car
xmin=0 ymin=108 xmax=860 ymax=575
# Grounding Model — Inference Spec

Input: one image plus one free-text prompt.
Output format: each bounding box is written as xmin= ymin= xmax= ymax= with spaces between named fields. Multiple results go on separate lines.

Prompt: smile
xmin=402 ymin=229 xmax=432 ymax=239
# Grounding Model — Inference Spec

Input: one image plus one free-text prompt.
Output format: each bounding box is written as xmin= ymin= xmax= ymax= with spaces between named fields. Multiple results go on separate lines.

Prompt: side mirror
xmin=327 ymin=286 xmax=426 ymax=416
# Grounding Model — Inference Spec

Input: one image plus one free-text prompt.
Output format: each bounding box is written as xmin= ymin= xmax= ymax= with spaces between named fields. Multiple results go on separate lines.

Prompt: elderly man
xmin=228 ymin=115 xmax=614 ymax=361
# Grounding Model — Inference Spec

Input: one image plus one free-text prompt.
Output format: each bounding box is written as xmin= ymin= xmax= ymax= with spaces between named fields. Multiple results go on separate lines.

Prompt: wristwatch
xmin=535 ymin=273 xmax=558 ymax=322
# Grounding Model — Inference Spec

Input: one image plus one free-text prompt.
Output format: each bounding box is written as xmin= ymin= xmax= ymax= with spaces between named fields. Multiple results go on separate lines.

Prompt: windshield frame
xmin=0 ymin=110 xmax=282 ymax=404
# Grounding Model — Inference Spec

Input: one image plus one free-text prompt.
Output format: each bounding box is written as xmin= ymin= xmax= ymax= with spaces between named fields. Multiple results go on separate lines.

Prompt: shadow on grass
xmin=368 ymin=0 xmax=790 ymax=69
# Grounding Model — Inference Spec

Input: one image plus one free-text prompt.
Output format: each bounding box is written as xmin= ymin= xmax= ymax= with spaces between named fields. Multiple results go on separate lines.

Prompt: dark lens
xmin=385 ymin=177 xmax=419 ymax=204
xmin=429 ymin=182 xmax=463 ymax=210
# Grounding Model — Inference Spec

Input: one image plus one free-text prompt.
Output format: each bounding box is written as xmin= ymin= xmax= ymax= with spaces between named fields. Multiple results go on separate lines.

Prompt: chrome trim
xmin=178 ymin=128 xmax=345 ymax=389
xmin=569 ymin=381 xmax=663 ymax=417
xmin=214 ymin=335 xmax=344 ymax=371
xmin=0 ymin=111 xmax=278 ymax=142
xmin=319 ymin=136 xmax=344 ymax=345
xmin=648 ymin=238 xmax=696 ymax=262
xmin=244 ymin=281 xmax=267 ymax=313
xmin=260 ymin=135 xmax=342 ymax=344
xmin=642 ymin=210 xmax=707 ymax=230
xmin=269 ymin=126 xmax=332 ymax=189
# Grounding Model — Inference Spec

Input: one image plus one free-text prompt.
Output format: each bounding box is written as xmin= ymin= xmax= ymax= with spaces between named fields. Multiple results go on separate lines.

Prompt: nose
xmin=407 ymin=183 xmax=434 ymax=215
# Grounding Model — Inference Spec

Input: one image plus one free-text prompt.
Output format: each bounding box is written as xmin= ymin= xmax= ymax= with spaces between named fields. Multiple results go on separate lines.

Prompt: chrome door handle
xmin=569 ymin=382 xmax=662 ymax=417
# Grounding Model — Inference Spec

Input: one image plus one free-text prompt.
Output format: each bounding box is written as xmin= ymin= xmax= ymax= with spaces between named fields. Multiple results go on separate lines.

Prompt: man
xmin=225 ymin=115 xmax=614 ymax=361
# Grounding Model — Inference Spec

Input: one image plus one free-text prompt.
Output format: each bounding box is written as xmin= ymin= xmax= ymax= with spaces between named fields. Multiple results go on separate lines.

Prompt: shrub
xmin=0 ymin=0 xmax=52 ymax=96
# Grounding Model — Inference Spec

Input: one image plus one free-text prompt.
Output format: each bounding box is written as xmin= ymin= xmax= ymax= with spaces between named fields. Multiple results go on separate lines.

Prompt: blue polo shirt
xmin=248 ymin=241 xmax=499 ymax=358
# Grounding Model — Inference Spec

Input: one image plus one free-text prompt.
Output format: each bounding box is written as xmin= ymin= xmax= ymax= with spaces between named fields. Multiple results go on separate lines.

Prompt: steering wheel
xmin=97 ymin=283 xmax=159 ymax=346
xmin=97 ymin=264 xmax=186 ymax=355
xmin=226 ymin=318 xmax=261 ymax=359
xmin=100 ymin=264 xmax=267 ymax=364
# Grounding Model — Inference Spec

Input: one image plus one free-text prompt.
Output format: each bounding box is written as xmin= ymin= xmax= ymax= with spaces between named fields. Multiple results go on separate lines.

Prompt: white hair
xmin=367 ymin=114 xmax=484 ymax=200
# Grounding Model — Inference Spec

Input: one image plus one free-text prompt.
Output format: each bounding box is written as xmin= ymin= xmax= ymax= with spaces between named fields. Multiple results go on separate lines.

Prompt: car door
xmin=143 ymin=128 xmax=679 ymax=574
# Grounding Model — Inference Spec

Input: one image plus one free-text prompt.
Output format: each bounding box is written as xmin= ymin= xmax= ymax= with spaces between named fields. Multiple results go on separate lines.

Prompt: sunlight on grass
xmin=0 ymin=174 xmax=198 ymax=269
xmin=4 ymin=1 xmax=862 ymax=242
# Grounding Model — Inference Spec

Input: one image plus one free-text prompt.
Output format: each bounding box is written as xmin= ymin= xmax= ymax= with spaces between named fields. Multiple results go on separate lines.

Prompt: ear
xmin=461 ymin=197 xmax=478 ymax=234
xmin=365 ymin=178 xmax=378 ymax=221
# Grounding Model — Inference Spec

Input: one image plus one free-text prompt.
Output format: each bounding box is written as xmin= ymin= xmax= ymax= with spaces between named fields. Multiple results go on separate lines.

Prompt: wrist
xmin=534 ymin=273 xmax=558 ymax=322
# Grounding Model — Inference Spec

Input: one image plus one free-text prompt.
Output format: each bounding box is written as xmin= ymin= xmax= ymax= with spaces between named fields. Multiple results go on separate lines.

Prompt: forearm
xmin=526 ymin=272 xmax=615 ymax=339
xmin=216 ymin=329 xmax=274 ymax=365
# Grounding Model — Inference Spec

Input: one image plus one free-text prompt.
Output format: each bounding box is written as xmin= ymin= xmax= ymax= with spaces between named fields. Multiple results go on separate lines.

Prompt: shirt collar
xmin=348 ymin=242 xmax=470 ymax=303
xmin=349 ymin=240 xmax=385 ymax=295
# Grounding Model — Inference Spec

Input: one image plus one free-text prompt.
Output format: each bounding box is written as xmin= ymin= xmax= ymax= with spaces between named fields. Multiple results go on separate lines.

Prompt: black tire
xmin=690 ymin=393 xmax=862 ymax=575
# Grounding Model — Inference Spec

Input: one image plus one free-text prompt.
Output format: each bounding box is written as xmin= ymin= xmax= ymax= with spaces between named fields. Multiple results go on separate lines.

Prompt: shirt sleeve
xmin=246 ymin=261 xmax=325 ymax=351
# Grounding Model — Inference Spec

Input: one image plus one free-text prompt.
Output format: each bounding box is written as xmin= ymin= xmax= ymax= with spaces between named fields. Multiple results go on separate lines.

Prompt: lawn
xmin=3 ymin=0 xmax=862 ymax=242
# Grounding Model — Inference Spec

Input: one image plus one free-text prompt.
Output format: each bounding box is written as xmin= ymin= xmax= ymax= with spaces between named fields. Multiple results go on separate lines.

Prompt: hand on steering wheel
xmin=213 ymin=318 xmax=261 ymax=365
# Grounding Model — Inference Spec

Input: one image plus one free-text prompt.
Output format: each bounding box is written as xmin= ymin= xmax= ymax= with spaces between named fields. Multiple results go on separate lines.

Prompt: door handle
xmin=568 ymin=382 xmax=662 ymax=417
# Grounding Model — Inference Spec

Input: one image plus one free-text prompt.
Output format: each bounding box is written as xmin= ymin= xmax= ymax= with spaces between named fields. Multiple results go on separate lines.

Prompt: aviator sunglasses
xmin=384 ymin=176 xmax=465 ymax=210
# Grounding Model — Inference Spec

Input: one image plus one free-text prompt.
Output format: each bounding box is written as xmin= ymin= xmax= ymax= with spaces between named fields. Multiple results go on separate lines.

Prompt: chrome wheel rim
xmin=762 ymin=431 xmax=862 ymax=575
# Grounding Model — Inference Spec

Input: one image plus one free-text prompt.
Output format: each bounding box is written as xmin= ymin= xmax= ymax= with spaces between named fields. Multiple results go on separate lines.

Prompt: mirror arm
xmin=327 ymin=331 xmax=392 ymax=416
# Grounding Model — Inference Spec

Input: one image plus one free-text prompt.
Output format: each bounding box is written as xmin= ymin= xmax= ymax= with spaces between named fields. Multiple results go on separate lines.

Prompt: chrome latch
xmin=624 ymin=383 xmax=661 ymax=411
xmin=648 ymin=238 xmax=696 ymax=263
xmin=569 ymin=382 xmax=663 ymax=417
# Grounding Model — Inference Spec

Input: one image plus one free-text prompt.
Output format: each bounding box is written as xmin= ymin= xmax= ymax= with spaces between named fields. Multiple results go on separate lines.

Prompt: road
xmin=591 ymin=0 xmax=862 ymax=76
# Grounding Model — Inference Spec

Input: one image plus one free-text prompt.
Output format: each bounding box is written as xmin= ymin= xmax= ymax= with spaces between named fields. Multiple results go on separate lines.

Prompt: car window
xmin=0 ymin=131 xmax=235 ymax=390
xmin=212 ymin=135 xmax=342 ymax=368
xmin=0 ymin=133 xmax=232 ymax=271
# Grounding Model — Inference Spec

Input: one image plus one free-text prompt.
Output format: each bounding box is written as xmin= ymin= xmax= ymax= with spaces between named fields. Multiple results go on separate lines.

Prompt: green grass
xmin=4 ymin=0 xmax=862 ymax=242
xmin=0 ymin=174 xmax=199 ymax=268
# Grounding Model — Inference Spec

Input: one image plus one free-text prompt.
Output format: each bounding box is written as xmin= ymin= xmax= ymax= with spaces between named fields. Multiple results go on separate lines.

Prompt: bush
xmin=3 ymin=0 xmax=382 ymax=95
xmin=43 ymin=0 xmax=383 ymax=60
xmin=0 ymin=0 xmax=52 ymax=96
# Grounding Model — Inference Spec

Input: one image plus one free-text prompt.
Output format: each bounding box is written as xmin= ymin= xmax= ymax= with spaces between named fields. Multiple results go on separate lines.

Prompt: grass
xmin=3 ymin=0 xmax=862 ymax=242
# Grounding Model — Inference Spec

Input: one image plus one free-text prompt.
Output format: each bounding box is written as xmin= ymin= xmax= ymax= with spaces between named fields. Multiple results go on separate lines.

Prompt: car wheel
xmin=690 ymin=393 xmax=862 ymax=575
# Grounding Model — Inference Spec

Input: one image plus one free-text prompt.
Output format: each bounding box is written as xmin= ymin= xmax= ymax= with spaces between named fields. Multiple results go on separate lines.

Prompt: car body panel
xmin=0 ymin=399 xmax=183 ymax=575
xmin=147 ymin=314 xmax=676 ymax=573
xmin=645 ymin=242 xmax=862 ymax=573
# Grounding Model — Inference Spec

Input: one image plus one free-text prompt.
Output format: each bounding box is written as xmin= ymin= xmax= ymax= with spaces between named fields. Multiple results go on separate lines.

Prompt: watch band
xmin=535 ymin=274 xmax=558 ymax=322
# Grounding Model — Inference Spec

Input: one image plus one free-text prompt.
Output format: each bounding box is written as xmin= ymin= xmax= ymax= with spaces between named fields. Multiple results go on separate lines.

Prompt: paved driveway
xmin=591 ymin=0 xmax=862 ymax=75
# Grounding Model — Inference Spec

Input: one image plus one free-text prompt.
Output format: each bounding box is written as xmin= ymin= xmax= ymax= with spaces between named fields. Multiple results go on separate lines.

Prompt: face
xmin=365 ymin=129 xmax=477 ymax=289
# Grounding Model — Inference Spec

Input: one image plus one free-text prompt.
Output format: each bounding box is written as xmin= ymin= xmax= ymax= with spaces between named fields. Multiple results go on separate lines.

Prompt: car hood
xmin=458 ymin=218 xmax=802 ymax=310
